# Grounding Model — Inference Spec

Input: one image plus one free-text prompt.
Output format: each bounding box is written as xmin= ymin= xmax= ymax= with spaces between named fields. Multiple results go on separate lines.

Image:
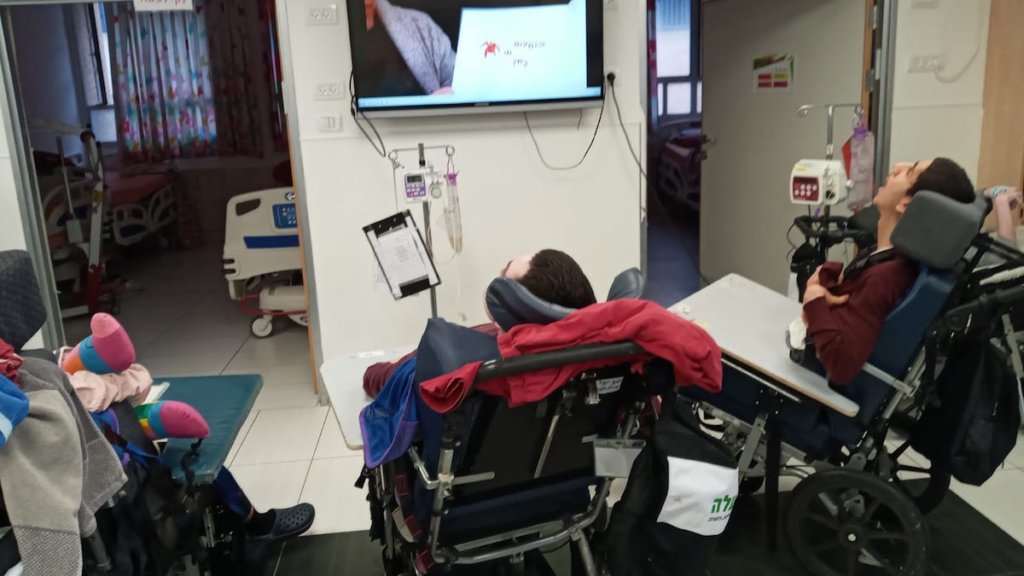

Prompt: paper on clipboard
xmin=364 ymin=211 xmax=441 ymax=300
xmin=377 ymin=229 xmax=430 ymax=289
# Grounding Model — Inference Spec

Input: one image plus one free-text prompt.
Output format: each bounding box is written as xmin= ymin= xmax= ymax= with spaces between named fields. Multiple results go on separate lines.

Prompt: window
xmin=72 ymin=4 xmax=117 ymax=142
xmin=73 ymin=4 xmax=113 ymax=107
xmin=654 ymin=0 xmax=701 ymax=125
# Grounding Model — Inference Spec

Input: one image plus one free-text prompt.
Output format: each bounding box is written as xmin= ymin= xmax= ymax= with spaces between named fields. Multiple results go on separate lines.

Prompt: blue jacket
xmin=360 ymin=357 xmax=418 ymax=468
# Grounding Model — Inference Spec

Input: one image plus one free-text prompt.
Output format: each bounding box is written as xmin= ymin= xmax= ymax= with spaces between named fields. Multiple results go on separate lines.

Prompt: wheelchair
xmin=680 ymin=190 xmax=1024 ymax=576
xmin=363 ymin=269 xmax=695 ymax=576
xmin=0 ymin=249 xmax=262 ymax=576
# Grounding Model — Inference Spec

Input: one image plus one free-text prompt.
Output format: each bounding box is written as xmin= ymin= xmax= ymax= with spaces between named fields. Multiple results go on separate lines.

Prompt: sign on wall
xmin=753 ymin=54 xmax=794 ymax=92
xmin=134 ymin=0 xmax=194 ymax=12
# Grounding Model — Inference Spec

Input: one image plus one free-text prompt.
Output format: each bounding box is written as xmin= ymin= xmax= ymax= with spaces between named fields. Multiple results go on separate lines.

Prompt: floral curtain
xmin=205 ymin=0 xmax=286 ymax=156
xmin=109 ymin=2 xmax=217 ymax=162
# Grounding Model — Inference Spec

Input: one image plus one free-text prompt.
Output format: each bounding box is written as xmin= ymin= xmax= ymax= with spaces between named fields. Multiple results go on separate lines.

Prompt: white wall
xmin=283 ymin=0 xmax=647 ymax=357
xmin=889 ymin=0 xmax=990 ymax=182
xmin=0 ymin=85 xmax=26 ymax=252
xmin=699 ymin=0 xmax=865 ymax=293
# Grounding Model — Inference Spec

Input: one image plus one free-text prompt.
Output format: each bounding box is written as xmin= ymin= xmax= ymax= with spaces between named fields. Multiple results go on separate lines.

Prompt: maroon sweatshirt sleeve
xmin=803 ymin=259 xmax=917 ymax=385
xmin=362 ymin=322 xmax=501 ymax=397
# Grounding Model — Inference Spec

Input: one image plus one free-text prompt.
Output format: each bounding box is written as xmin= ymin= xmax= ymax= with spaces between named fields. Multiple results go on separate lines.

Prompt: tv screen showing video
xmin=347 ymin=0 xmax=604 ymax=116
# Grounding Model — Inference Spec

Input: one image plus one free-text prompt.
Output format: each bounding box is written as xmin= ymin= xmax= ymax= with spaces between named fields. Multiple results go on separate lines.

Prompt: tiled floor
xmin=63 ymin=244 xmax=1024 ymax=570
xmin=63 ymin=245 xmax=372 ymax=538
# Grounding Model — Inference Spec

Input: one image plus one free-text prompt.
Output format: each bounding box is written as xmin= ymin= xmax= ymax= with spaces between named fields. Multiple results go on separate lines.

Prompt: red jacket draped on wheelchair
xmin=363 ymin=268 xmax=726 ymax=575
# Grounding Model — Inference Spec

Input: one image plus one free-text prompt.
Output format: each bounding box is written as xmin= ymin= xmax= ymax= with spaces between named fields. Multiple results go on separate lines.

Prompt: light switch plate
xmin=318 ymin=115 xmax=343 ymax=132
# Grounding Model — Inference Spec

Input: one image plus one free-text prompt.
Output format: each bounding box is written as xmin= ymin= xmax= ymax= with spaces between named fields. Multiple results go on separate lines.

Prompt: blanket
xmin=0 ymin=359 xmax=127 ymax=576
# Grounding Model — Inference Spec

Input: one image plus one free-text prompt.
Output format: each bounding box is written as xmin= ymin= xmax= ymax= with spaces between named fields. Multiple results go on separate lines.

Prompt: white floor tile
xmin=315 ymin=409 xmax=361 ymax=460
xmin=951 ymin=467 xmax=1024 ymax=545
xmin=143 ymin=333 xmax=247 ymax=365
xmin=142 ymin=351 xmax=237 ymax=378
xmin=1003 ymin=432 xmax=1024 ymax=470
xmin=232 ymin=406 xmax=329 ymax=466
xmin=228 ymin=329 xmax=311 ymax=369
xmin=251 ymin=382 xmax=321 ymax=411
xmin=227 ymin=460 xmax=311 ymax=512
xmin=299 ymin=457 xmax=372 ymax=535
xmin=227 ymin=410 xmax=260 ymax=467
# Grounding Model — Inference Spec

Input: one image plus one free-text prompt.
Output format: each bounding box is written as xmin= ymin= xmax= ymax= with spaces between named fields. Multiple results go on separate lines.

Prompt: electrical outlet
xmin=604 ymin=0 xmax=619 ymax=11
xmin=314 ymin=82 xmax=344 ymax=100
xmin=318 ymin=115 xmax=343 ymax=132
xmin=907 ymin=53 xmax=946 ymax=74
xmin=307 ymin=4 xmax=338 ymax=25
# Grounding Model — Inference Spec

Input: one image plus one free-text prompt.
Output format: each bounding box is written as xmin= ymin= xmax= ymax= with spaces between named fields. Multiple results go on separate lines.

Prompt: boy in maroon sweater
xmin=802 ymin=157 xmax=976 ymax=384
xmin=363 ymin=249 xmax=598 ymax=396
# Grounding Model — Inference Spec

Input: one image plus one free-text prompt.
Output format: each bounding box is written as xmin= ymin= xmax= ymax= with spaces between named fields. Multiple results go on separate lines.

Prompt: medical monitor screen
xmin=347 ymin=0 xmax=604 ymax=116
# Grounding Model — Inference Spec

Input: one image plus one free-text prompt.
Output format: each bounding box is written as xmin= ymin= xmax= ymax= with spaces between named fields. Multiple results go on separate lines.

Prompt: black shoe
xmin=247 ymin=503 xmax=316 ymax=542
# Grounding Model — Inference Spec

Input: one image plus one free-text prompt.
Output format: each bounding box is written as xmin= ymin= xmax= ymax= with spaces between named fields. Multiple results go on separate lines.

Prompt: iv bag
xmin=444 ymin=173 xmax=463 ymax=254
xmin=847 ymin=126 xmax=875 ymax=212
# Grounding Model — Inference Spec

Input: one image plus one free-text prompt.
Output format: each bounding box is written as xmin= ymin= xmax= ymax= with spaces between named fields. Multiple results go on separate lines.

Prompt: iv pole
xmin=388 ymin=142 xmax=456 ymax=319
xmin=795 ymin=102 xmax=863 ymax=260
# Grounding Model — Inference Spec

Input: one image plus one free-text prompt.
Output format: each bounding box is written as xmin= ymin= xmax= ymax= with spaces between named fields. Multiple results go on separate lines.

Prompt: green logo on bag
xmin=711 ymin=495 xmax=735 ymax=514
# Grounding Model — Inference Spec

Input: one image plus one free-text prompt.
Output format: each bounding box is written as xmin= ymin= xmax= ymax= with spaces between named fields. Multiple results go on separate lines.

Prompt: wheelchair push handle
xmin=944 ymin=283 xmax=1024 ymax=334
xmin=474 ymin=341 xmax=646 ymax=383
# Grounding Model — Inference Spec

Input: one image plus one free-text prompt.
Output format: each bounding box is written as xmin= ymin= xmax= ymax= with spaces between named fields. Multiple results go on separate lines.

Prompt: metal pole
xmin=423 ymin=201 xmax=438 ymax=319
xmin=875 ymin=0 xmax=899 ymax=186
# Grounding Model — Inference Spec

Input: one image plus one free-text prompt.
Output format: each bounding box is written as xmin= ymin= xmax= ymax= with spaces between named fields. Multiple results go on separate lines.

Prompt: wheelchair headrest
xmin=0 ymin=250 xmax=47 ymax=351
xmin=892 ymin=190 xmax=986 ymax=270
xmin=485 ymin=267 xmax=645 ymax=332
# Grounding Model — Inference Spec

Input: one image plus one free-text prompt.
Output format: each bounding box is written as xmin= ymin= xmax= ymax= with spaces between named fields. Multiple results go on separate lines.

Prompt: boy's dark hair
xmin=909 ymin=157 xmax=976 ymax=204
xmin=519 ymin=249 xmax=597 ymax=310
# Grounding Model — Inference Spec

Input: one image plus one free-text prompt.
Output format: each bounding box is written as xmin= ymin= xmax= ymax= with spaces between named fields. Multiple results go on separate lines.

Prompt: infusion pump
xmin=790 ymin=159 xmax=850 ymax=206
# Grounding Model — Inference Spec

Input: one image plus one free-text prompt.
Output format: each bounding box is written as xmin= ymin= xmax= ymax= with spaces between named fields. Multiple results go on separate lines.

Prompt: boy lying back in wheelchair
xmin=799 ymin=157 xmax=976 ymax=384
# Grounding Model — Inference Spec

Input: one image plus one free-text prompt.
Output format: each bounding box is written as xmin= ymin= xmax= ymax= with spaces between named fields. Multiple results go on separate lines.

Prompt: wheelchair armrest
xmin=475 ymin=342 xmax=645 ymax=383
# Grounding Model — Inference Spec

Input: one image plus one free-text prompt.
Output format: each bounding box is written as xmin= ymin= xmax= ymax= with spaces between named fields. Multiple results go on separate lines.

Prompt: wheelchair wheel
xmin=786 ymin=469 xmax=929 ymax=576
xmin=886 ymin=441 xmax=951 ymax=515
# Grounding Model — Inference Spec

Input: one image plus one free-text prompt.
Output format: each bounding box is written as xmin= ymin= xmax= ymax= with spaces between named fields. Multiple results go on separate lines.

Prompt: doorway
xmin=2 ymin=0 xmax=317 ymax=407
xmin=644 ymin=0 xmax=704 ymax=306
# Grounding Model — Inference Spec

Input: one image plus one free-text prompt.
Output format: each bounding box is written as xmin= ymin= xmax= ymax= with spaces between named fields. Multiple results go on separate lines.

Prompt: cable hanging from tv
xmin=524 ymin=93 xmax=606 ymax=171
xmin=350 ymin=72 xmax=388 ymax=159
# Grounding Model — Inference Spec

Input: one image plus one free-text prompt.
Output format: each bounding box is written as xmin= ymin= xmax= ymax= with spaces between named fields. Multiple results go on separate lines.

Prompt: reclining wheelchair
xmin=361 ymin=269 xmax=716 ymax=576
xmin=678 ymin=190 xmax=1024 ymax=576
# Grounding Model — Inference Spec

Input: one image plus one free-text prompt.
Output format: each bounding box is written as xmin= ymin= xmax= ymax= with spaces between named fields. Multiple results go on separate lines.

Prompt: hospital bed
xmin=223 ymin=187 xmax=307 ymax=338
xmin=106 ymin=169 xmax=178 ymax=247
xmin=675 ymin=190 xmax=1024 ymax=575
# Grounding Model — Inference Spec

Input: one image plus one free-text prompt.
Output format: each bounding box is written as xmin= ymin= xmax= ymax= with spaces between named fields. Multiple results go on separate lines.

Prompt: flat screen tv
xmin=347 ymin=0 xmax=605 ymax=117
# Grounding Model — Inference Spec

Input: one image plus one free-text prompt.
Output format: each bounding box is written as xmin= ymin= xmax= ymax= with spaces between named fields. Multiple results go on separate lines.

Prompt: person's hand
xmin=805 ymin=265 xmax=824 ymax=291
xmin=804 ymin=284 xmax=850 ymax=306
xmin=432 ymin=87 xmax=454 ymax=95
xmin=993 ymin=187 xmax=1023 ymax=211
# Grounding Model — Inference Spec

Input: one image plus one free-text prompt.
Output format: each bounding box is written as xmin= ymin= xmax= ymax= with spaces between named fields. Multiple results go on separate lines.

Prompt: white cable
xmin=525 ymin=95 xmax=606 ymax=171
xmin=934 ymin=3 xmax=986 ymax=84
xmin=608 ymin=78 xmax=648 ymax=181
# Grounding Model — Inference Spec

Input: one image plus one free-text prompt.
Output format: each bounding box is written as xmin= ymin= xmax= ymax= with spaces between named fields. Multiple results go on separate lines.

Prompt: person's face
xmin=365 ymin=0 xmax=377 ymax=28
xmin=874 ymin=159 xmax=933 ymax=215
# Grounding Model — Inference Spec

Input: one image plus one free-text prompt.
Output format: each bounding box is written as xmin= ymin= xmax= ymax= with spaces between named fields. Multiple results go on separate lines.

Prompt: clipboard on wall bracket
xmin=364 ymin=210 xmax=441 ymax=300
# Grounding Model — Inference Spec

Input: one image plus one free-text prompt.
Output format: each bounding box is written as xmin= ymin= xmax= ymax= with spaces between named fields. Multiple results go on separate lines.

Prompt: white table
xmin=320 ymin=346 xmax=413 ymax=450
xmin=670 ymin=273 xmax=860 ymax=418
